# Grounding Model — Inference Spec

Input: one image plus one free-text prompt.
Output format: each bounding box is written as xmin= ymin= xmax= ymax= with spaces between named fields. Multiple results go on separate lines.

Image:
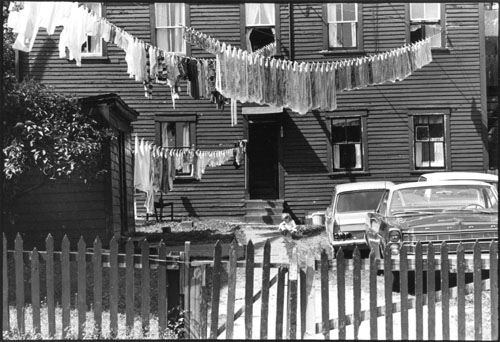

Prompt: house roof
xmin=79 ymin=93 xmax=139 ymax=125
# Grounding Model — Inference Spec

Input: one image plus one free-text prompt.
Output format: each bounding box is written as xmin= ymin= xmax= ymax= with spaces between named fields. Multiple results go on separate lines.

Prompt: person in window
xmin=278 ymin=213 xmax=297 ymax=234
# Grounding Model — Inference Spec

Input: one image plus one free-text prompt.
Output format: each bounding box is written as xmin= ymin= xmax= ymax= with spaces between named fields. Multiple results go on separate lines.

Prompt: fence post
xmin=383 ymin=246 xmax=393 ymax=340
xmin=14 ymin=234 xmax=25 ymax=335
xmin=3 ymin=233 xmax=9 ymax=333
xmin=427 ymin=242 xmax=436 ymax=341
xmin=141 ymin=239 xmax=151 ymax=334
xmin=288 ymin=246 xmax=298 ymax=340
xmin=490 ymin=241 xmax=498 ymax=341
xmin=200 ymin=264 xmax=208 ymax=339
xmin=109 ymin=237 xmax=118 ymax=338
xmin=303 ymin=250 xmax=316 ymax=339
xmin=125 ymin=239 xmax=134 ymax=335
xmin=210 ymin=240 xmax=222 ymax=339
xmin=93 ymin=236 xmax=102 ymax=338
xmin=190 ymin=263 xmax=203 ymax=339
xmin=260 ymin=239 xmax=271 ymax=339
xmin=369 ymin=250 xmax=377 ymax=340
xmin=226 ymin=239 xmax=238 ymax=339
xmin=77 ymin=237 xmax=86 ymax=340
xmin=353 ymin=247 xmax=361 ymax=339
xmin=473 ymin=241 xmax=482 ymax=340
xmin=45 ymin=234 xmax=55 ymax=337
xmin=320 ymin=249 xmax=330 ymax=339
xmin=441 ymin=241 xmax=450 ymax=340
xmin=400 ymin=245 xmax=409 ymax=340
xmin=275 ymin=266 xmax=286 ymax=339
xmin=337 ymin=248 xmax=346 ymax=340
xmin=30 ymin=248 xmax=40 ymax=335
xmin=415 ymin=242 xmax=423 ymax=340
xmin=457 ymin=243 xmax=466 ymax=340
xmin=244 ymin=240 xmax=254 ymax=340
xmin=61 ymin=235 xmax=70 ymax=338
xmin=183 ymin=242 xmax=190 ymax=337
xmin=158 ymin=241 xmax=167 ymax=338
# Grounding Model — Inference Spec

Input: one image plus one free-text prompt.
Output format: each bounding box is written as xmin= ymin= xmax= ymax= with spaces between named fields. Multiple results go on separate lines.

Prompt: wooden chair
xmin=146 ymin=193 xmax=174 ymax=222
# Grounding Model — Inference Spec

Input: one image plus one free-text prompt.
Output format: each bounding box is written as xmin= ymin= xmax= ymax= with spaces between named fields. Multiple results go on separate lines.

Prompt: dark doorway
xmin=247 ymin=116 xmax=279 ymax=199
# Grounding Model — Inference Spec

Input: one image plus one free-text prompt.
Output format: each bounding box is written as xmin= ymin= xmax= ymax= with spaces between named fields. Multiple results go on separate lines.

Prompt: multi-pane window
xmin=331 ymin=117 xmax=363 ymax=170
xmin=327 ymin=3 xmax=359 ymax=49
xmin=158 ymin=120 xmax=196 ymax=177
xmin=155 ymin=3 xmax=186 ymax=54
xmin=409 ymin=3 xmax=443 ymax=47
xmin=245 ymin=3 xmax=276 ymax=52
xmin=413 ymin=115 xmax=445 ymax=168
xmin=82 ymin=3 xmax=103 ymax=56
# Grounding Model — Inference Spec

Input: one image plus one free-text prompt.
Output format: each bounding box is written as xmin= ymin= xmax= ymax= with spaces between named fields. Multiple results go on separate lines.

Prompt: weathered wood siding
xmin=23 ymin=3 xmax=486 ymax=221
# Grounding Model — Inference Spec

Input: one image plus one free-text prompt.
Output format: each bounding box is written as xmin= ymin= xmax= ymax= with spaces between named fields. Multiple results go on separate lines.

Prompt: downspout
xmin=289 ymin=3 xmax=293 ymax=61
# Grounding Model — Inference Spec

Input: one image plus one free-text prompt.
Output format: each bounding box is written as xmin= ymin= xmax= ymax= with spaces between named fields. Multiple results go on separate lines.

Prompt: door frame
xmin=243 ymin=112 xmax=284 ymax=200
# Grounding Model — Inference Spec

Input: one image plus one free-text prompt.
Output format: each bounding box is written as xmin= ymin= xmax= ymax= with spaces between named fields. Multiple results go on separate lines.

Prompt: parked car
xmin=365 ymin=180 xmax=498 ymax=258
xmin=325 ymin=181 xmax=394 ymax=255
xmin=418 ymin=171 xmax=498 ymax=190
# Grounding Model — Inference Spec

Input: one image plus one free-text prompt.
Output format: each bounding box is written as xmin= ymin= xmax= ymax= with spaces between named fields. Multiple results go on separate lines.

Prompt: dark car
xmin=365 ymin=180 xmax=498 ymax=258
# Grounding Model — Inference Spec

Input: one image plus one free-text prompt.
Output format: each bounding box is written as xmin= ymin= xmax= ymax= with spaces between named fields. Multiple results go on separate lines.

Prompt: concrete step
xmin=245 ymin=207 xmax=284 ymax=216
xmin=244 ymin=215 xmax=282 ymax=225
xmin=245 ymin=199 xmax=284 ymax=209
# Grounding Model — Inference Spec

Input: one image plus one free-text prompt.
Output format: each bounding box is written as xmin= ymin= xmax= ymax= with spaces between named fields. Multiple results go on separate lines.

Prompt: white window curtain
xmin=327 ymin=3 xmax=358 ymax=48
xmin=410 ymin=3 xmax=440 ymax=21
xmin=245 ymin=3 xmax=275 ymax=26
xmin=155 ymin=3 xmax=186 ymax=54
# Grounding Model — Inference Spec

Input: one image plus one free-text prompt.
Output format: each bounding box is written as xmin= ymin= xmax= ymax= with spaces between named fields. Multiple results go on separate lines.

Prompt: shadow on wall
xmin=281 ymin=110 xmax=329 ymax=174
xmin=470 ymin=98 xmax=489 ymax=150
xmin=181 ymin=196 xmax=198 ymax=218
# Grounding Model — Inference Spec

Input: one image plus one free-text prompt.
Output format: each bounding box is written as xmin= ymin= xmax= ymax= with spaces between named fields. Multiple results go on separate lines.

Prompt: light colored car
xmin=325 ymin=181 xmax=394 ymax=254
xmin=418 ymin=171 xmax=498 ymax=190
xmin=365 ymin=180 xmax=498 ymax=258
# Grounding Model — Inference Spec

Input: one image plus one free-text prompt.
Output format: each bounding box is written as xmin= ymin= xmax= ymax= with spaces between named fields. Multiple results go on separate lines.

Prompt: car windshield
xmin=336 ymin=190 xmax=386 ymax=213
xmin=389 ymin=184 xmax=498 ymax=215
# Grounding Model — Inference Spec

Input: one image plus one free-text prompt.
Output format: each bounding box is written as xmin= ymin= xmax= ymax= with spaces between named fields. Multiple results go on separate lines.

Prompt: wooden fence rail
xmin=2 ymin=233 xmax=499 ymax=340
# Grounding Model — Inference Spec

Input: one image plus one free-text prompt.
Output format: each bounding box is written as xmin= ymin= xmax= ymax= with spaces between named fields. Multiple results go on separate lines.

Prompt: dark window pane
xmin=345 ymin=124 xmax=361 ymax=142
xmin=416 ymin=126 xmax=429 ymax=141
xmin=339 ymin=144 xmax=356 ymax=168
xmin=332 ymin=124 xmax=346 ymax=143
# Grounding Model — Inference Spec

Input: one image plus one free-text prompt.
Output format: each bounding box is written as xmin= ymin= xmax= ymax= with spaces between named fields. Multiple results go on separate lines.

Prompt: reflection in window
xmin=414 ymin=115 xmax=445 ymax=168
xmin=410 ymin=3 xmax=442 ymax=47
xmin=245 ymin=3 xmax=276 ymax=53
xmin=327 ymin=3 xmax=358 ymax=48
xmin=332 ymin=117 xmax=362 ymax=170
xmin=155 ymin=3 xmax=186 ymax=54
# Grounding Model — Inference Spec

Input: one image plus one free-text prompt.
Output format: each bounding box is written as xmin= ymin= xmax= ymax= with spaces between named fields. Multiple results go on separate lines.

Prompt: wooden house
xmin=15 ymin=2 xmax=493 ymax=225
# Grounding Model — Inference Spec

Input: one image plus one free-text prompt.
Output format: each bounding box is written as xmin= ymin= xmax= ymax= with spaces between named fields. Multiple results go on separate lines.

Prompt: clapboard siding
xmin=23 ymin=2 xmax=486 ymax=222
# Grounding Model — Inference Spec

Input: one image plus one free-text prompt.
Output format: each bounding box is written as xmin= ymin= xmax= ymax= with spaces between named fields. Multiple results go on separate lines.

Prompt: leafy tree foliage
xmin=2 ymin=3 xmax=115 ymax=203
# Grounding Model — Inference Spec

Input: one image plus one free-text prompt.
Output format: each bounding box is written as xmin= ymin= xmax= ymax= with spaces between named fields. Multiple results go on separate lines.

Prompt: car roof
xmin=391 ymin=180 xmax=495 ymax=191
xmin=334 ymin=181 xmax=395 ymax=193
xmin=419 ymin=172 xmax=498 ymax=182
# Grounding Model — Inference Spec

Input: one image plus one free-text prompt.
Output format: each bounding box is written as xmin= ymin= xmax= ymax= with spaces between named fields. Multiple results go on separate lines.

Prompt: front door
xmin=247 ymin=116 xmax=279 ymax=199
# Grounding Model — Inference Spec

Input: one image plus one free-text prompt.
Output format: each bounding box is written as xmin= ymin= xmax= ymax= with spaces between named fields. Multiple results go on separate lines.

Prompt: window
xmin=154 ymin=3 xmax=186 ymax=54
xmin=82 ymin=3 xmax=103 ymax=56
xmin=409 ymin=3 xmax=444 ymax=48
xmin=331 ymin=117 xmax=364 ymax=170
xmin=244 ymin=3 xmax=276 ymax=53
xmin=326 ymin=3 xmax=360 ymax=49
xmin=156 ymin=116 xmax=196 ymax=177
xmin=409 ymin=111 xmax=450 ymax=171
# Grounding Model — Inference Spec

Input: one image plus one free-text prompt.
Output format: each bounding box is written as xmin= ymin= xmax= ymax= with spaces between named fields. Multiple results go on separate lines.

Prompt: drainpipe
xmin=289 ymin=3 xmax=294 ymax=61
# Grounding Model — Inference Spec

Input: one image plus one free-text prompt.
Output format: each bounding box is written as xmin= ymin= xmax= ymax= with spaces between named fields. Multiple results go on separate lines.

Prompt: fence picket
xmin=304 ymin=250 xmax=316 ymax=339
xmin=415 ymin=242 xmax=423 ymax=340
xmin=109 ymin=237 xmax=118 ymax=338
xmin=210 ymin=240 xmax=222 ymax=339
xmin=31 ymin=248 xmax=41 ymax=334
xmin=200 ymin=264 xmax=208 ymax=339
xmin=183 ymin=242 xmax=190 ymax=337
xmin=124 ymin=239 xmax=134 ymax=334
xmin=337 ymin=248 xmax=346 ymax=339
xmin=158 ymin=241 xmax=167 ymax=337
xmin=490 ymin=241 xmax=499 ymax=341
xmin=457 ymin=243 xmax=466 ymax=340
xmin=14 ymin=234 xmax=25 ymax=335
xmin=275 ymin=266 xmax=286 ymax=339
xmin=93 ymin=237 xmax=102 ymax=337
xmin=141 ymin=239 xmax=150 ymax=333
xmin=45 ymin=234 xmax=55 ymax=337
xmin=383 ymin=246 xmax=393 ymax=340
xmin=320 ymin=249 xmax=330 ymax=339
xmin=441 ymin=241 xmax=449 ymax=340
xmin=353 ymin=247 xmax=361 ymax=339
xmin=3 ymin=234 xmax=9 ymax=332
xmin=190 ymin=265 xmax=202 ymax=339
xmin=289 ymin=246 xmax=298 ymax=340
xmin=244 ymin=240 xmax=254 ymax=339
xmin=77 ymin=237 xmax=86 ymax=339
xmin=226 ymin=240 xmax=238 ymax=339
xmin=260 ymin=240 xmax=271 ymax=339
xmin=427 ymin=242 xmax=435 ymax=340
xmin=400 ymin=245 xmax=408 ymax=340
xmin=61 ymin=235 xmax=70 ymax=338
xmin=473 ymin=241 xmax=482 ymax=340
xmin=369 ymin=250 xmax=377 ymax=340
xmin=300 ymin=266 xmax=306 ymax=338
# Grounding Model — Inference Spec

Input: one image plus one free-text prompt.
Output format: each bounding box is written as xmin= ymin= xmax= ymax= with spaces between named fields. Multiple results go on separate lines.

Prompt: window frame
xmin=150 ymin=3 xmax=191 ymax=56
xmin=81 ymin=2 xmax=108 ymax=59
xmin=240 ymin=3 xmax=281 ymax=54
xmin=326 ymin=110 xmax=368 ymax=175
xmin=155 ymin=115 xmax=197 ymax=179
xmin=408 ymin=109 xmax=451 ymax=173
xmin=406 ymin=3 xmax=447 ymax=49
xmin=322 ymin=3 xmax=364 ymax=54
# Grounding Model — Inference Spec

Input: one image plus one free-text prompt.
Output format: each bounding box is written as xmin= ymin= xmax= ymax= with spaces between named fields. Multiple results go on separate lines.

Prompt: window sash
xmin=332 ymin=117 xmax=363 ymax=170
xmin=155 ymin=3 xmax=186 ymax=53
xmin=245 ymin=3 xmax=275 ymax=27
xmin=410 ymin=3 xmax=440 ymax=21
xmin=328 ymin=22 xmax=357 ymax=48
xmin=327 ymin=3 xmax=358 ymax=23
xmin=413 ymin=114 xmax=446 ymax=169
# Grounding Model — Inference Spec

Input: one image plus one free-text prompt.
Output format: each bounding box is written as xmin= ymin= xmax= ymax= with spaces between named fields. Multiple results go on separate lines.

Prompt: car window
xmin=335 ymin=189 xmax=386 ymax=213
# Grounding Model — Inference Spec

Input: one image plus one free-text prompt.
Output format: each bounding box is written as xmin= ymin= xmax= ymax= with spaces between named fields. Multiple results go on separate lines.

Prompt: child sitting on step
xmin=278 ymin=213 xmax=297 ymax=234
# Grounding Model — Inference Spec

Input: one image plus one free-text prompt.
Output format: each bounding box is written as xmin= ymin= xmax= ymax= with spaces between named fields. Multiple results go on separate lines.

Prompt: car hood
xmin=394 ymin=211 xmax=498 ymax=232
xmin=336 ymin=211 xmax=372 ymax=231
